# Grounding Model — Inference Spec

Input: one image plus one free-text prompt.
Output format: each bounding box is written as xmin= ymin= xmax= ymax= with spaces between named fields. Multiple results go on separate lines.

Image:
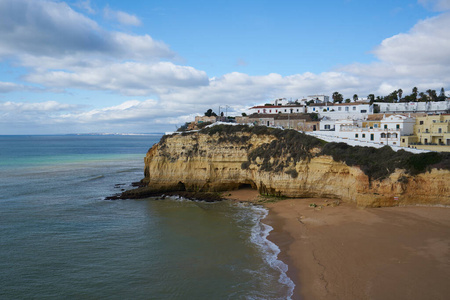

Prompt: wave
xmin=83 ymin=175 xmax=105 ymax=182
xmin=247 ymin=204 xmax=295 ymax=300
xmin=115 ymin=168 xmax=142 ymax=174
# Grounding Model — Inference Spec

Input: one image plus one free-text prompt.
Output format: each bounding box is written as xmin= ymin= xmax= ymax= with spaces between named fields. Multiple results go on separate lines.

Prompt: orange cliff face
xmin=142 ymin=129 xmax=450 ymax=208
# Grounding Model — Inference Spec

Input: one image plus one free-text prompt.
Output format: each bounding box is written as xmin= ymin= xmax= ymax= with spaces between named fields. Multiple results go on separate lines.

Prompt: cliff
xmin=139 ymin=125 xmax=450 ymax=207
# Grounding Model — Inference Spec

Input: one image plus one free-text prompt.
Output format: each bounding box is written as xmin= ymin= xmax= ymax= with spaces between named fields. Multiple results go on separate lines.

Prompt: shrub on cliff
xmin=247 ymin=129 xmax=324 ymax=172
xmin=320 ymin=143 xmax=450 ymax=181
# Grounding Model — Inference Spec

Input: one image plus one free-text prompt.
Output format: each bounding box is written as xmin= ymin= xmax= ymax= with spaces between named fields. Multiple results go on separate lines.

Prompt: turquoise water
xmin=0 ymin=135 xmax=293 ymax=299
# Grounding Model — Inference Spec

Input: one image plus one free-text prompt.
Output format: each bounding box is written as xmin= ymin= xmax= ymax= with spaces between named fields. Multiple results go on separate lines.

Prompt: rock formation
xmin=137 ymin=125 xmax=450 ymax=207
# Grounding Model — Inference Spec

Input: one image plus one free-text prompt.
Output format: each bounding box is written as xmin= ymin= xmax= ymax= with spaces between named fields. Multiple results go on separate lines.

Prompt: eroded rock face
xmin=142 ymin=130 xmax=450 ymax=207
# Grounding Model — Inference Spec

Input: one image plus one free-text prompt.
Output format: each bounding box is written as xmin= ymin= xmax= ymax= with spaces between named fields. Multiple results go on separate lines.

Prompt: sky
xmin=0 ymin=0 xmax=450 ymax=134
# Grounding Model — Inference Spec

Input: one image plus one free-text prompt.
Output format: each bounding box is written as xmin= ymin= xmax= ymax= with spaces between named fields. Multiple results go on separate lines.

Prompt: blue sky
xmin=0 ymin=0 xmax=449 ymax=134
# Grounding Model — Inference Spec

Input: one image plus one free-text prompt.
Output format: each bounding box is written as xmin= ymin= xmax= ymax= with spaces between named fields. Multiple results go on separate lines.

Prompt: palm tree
xmin=426 ymin=89 xmax=437 ymax=101
xmin=332 ymin=92 xmax=343 ymax=103
xmin=419 ymin=92 xmax=427 ymax=102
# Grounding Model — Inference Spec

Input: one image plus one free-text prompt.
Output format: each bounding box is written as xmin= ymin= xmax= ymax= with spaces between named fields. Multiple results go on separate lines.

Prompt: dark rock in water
xmin=169 ymin=191 xmax=223 ymax=202
xmin=105 ymin=186 xmax=224 ymax=202
xmin=131 ymin=180 xmax=146 ymax=187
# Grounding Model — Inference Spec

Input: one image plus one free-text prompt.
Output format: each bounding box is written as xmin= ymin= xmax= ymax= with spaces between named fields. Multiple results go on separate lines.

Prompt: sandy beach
xmin=226 ymin=189 xmax=450 ymax=300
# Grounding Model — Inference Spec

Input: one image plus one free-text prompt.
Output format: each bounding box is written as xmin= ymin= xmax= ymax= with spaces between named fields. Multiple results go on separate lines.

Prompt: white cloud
xmin=373 ymin=13 xmax=450 ymax=66
xmin=0 ymin=100 xmax=80 ymax=112
xmin=0 ymin=82 xmax=29 ymax=93
xmin=74 ymin=0 xmax=95 ymax=14
xmin=1 ymin=0 xmax=450 ymax=134
xmin=25 ymin=61 xmax=209 ymax=96
xmin=0 ymin=0 xmax=172 ymax=60
xmin=103 ymin=6 xmax=142 ymax=26
xmin=418 ymin=0 xmax=450 ymax=11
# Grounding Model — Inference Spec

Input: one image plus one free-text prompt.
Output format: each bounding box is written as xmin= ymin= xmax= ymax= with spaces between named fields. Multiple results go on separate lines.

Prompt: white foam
xmin=247 ymin=205 xmax=295 ymax=299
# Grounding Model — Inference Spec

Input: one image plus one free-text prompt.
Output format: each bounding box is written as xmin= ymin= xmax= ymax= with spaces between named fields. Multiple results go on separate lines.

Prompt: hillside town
xmin=185 ymin=89 xmax=450 ymax=153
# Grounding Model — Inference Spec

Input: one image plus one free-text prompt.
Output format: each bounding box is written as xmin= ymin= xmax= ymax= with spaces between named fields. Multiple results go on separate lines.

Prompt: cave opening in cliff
xmin=238 ymin=181 xmax=256 ymax=190
xmin=177 ymin=181 xmax=186 ymax=191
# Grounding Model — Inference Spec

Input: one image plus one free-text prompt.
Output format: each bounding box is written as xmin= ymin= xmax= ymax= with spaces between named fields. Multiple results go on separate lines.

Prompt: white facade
xmin=307 ymin=95 xmax=330 ymax=103
xmin=374 ymin=100 xmax=450 ymax=114
xmin=273 ymin=98 xmax=290 ymax=106
xmin=308 ymin=103 xmax=373 ymax=120
xmin=320 ymin=115 xmax=415 ymax=146
xmin=319 ymin=119 xmax=336 ymax=131
xmin=249 ymin=105 xmax=306 ymax=115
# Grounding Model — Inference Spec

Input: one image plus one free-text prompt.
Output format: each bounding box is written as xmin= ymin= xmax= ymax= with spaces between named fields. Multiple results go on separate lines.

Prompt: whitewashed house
xmin=374 ymin=100 xmax=450 ymax=114
xmin=308 ymin=102 xmax=373 ymax=120
xmin=332 ymin=115 xmax=415 ymax=146
xmin=306 ymin=95 xmax=330 ymax=103
xmin=249 ymin=104 xmax=306 ymax=115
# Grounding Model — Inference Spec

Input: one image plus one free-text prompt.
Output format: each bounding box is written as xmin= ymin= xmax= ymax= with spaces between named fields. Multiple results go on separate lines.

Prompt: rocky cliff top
xmin=117 ymin=124 xmax=450 ymax=207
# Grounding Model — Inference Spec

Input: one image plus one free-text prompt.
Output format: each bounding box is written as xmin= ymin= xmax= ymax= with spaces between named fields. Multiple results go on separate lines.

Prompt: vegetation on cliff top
xmin=159 ymin=124 xmax=450 ymax=181
xmin=321 ymin=142 xmax=450 ymax=181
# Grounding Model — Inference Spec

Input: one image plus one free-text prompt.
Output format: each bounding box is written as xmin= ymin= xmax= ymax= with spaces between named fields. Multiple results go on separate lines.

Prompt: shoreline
xmin=225 ymin=189 xmax=450 ymax=300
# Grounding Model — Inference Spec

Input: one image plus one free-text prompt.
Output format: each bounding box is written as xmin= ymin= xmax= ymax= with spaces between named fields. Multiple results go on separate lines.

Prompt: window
xmin=353 ymin=107 xmax=356 ymax=110
xmin=269 ymin=110 xmax=272 ymax=113
xmin=419 ymin=121 xmax=424 ymax=125
xmin=439 ymin=128 xmax=442 ymax=133
xmin=327 ymin=107 xmax=329 ymax=111
xmin=370 ymin=134 xmax=374 ymax=141
xmin=361 ymin=110 xmax=367 ymax=113
xmin=297 ymin=109 xmax=299 ymax=112
xmin=313 ymin=108 xmax=315 ymax=111
xmin=338 ymin=107 xmax=342 ymax=111
xmin=396 ymin=124 xmax=400 ymax=129
xmin=284 ymin=109 xmax=287 ymax=112
xmin=402 ymin=139 xmax=405 ymax=143
xmin=374 ymin=124 xmax=378 ymax=128
xmin=355 ymin=134 xmax=359 ymax=138
xmin=345 ymin=107 xmax=349 ymax=111
xmin=362 ymin=134 xmax=366 ymax=138
xmin=384 ymin=125 xmax=388 ymax=129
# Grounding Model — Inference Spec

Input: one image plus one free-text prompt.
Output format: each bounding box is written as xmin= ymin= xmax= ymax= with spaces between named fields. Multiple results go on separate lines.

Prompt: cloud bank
xmin=0 ymin=0 xmax=449 ymax=134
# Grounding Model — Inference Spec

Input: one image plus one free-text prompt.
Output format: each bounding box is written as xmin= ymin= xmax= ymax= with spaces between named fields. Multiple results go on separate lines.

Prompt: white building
xmin=374 ymin=100 xmax=450 ymax=114
xmin=307 ymin=95 xmax=330 ymax=103
xmin=249 ymin=104 xmax=306 ymax=115
xmin=332 ymin=115 xmax=415 ymax=146
xmin=273 ymin=98 xmax=290 ymax=106
xmin=319 ymin=119 xmax=336 ymax=131
xmin=308 ymin=102 xmax=373 ymax=120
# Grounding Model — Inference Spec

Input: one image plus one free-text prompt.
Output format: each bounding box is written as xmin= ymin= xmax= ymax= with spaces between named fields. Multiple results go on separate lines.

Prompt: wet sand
xmin=226 ymin=189 xmax=450 ymax=300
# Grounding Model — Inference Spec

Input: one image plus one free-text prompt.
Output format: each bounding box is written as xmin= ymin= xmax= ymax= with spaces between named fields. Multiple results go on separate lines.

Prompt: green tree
xmin=368 ymin=94 xmax=375 ymax=103
xmin=345 ymin=98 xmax=351 ymax=103
xmin=353 ymin=94 xmax=358 ymax=102
xmin=398 ymin=89 xmax=403 ymax=100
xmin=332 ymin=92 xmax=343 ymax=103
xmin=411 ymin=87 xmax=418 ymax=101
xmin=204 ymin=109 xmax=217 ymax=117
xmin=419 ymin=92 xmax=428 ymax=102
xmin=426 ymin=89 xmax=437 ymax=101
xmin=438 ymin=87 xmax=446 ymax=101
xmin=241 ymin=112 xmax=247 ymax=117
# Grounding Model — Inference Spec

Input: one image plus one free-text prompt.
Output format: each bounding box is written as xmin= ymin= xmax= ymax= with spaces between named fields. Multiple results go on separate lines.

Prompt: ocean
xmin=0 ymin=135 xmax=294 ymax=299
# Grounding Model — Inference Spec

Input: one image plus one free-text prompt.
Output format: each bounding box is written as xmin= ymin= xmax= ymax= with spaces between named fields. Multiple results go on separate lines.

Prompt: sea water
xmin=0 ymin=135 xmax=294 ymax=299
